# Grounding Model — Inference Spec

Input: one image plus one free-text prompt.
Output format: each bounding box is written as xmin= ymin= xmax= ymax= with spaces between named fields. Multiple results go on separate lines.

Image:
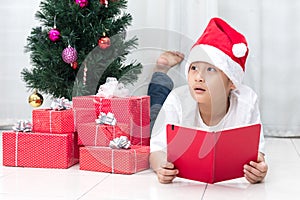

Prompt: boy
xmin=149 ymin=18 xmax=268 ymax=184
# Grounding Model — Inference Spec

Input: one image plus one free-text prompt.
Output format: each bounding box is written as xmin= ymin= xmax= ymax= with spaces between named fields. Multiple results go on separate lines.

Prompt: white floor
xmin=1 ymin=131 xmax=300 ymax=200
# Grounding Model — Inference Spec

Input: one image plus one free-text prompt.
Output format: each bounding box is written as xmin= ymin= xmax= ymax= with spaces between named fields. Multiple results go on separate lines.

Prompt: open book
xmin=167 ymin=124 xmax=261 ymax=183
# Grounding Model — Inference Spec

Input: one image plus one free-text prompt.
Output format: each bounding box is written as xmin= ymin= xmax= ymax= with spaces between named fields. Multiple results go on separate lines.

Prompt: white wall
xmin=0 ymin=1 xmax=41 ymax=126
xmin=125 ymin=0 xmax=218 ymax=95
xmin=218 ymin=0 xmax=300 ymax=136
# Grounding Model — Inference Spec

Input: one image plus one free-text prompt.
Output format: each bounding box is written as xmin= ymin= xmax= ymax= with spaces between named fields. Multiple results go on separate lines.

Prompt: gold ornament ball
xmin=28 ymin=91 xmax=44 ymax=107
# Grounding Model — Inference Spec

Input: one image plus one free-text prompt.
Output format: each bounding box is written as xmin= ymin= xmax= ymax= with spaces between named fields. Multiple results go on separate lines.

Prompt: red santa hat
xmin=186 ymin=17 xmax=249 ymax=88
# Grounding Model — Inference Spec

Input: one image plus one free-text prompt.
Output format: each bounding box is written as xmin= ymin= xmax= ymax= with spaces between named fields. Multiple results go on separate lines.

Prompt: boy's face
xmin=187 ymin=62 xmax=235 ymax=106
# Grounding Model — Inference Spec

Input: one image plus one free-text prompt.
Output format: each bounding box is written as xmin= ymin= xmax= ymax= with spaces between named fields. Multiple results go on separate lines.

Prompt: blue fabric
xmin=147 ymin=72 xmax=173 ymax=133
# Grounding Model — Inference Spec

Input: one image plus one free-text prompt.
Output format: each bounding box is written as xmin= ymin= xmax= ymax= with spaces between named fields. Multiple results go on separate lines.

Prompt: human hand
xmin=243 ymin=152 xmax=268 ymax=184
xmin=156 ymin=162 xmax=179 ymax=184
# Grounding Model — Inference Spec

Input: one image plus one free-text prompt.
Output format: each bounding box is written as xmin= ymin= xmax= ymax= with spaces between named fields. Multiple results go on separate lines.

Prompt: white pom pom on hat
xmin=185 ymin=17 xmax=249 ymax=88
xmin=232 ymin=43 xmax=248 ymax=58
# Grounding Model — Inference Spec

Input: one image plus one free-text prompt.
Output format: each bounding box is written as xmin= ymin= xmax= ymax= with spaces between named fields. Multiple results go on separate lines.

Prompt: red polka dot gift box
xmin=2 ymin=131 xmax=79 ymax=169
xmin=79 ymin=145 xmax=150 ymax=174
xmin=72 ymin=96 xmax=98 ymax=131
xmin=77 ymin=123 xmax=130 ymax=146
xmin=32 ymin=109 xmax=75 ymax=134
xmin=73 ymin=95 xmax=151 ymax=146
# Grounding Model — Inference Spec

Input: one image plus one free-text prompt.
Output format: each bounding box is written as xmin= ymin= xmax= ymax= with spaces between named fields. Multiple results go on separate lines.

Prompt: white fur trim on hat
xmin=185 ymin=44 xmax=244 ymax=88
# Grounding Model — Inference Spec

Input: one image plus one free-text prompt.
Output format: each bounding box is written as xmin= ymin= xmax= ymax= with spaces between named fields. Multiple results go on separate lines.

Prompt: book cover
xmin=167 ymin=124 xmax=261 ymax=183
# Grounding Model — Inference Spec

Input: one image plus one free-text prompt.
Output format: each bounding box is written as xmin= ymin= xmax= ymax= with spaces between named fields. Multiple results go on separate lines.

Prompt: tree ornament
xmin=98 ymin=33 xmax=111 ymax=49
xmin=71 ymin=61 xmax=78 ymax=70
xmin=62 ymin=45 xmax=78 ymax=64
xmin=75 ymin=0 xmax=89 ymax=8
xmin=100 ymin=0 xmax=108 ymax=7
xmin=48 ymin=28 xmax=61 ymax=42
xmin=48 ymin=15 xmax=60 ymax=42
xmin=28 ymin=89 xmax=44 ymax=107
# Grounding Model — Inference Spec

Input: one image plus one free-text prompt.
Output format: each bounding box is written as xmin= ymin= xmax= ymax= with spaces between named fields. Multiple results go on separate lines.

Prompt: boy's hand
xmin=156 ymin=162 xmax=179 ymax=184
xmin=243 ymin=152 xmax=268 ymax=184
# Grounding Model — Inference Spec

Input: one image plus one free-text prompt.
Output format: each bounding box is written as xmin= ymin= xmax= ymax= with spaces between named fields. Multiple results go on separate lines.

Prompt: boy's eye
xmin=190 ymin=65 xmax=197 ymax=70
xmin=207 ymin=67 xmax=217 ymax=72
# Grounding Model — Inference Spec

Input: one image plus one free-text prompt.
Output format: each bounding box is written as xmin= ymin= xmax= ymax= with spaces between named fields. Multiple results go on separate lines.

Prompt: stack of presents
xmin=2 ymin=78 xmax=151 ymax=174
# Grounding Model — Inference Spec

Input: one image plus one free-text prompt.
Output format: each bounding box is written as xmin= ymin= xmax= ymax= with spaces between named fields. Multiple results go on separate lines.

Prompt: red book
xmin=167 ymin=124 xmax=261 ymax=184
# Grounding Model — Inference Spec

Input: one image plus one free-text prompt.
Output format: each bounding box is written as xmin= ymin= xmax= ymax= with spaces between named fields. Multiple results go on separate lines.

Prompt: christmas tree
xmin=22 ymin=0 xmax=142 ymax=101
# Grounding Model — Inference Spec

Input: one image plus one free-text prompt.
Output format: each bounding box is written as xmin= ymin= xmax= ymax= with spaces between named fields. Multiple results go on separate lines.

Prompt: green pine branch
xmin=22 ymin=0 xmax=142 ymax=100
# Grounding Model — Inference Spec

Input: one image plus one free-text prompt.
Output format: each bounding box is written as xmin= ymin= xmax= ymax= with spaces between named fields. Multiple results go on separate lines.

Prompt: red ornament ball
xmin=75 ymin=0 xmax=88 ymax=8
xmin=98 ymin=36 xmax=111 ymax=49
xmin=100 ymin=0 xmax=108 ymax=7
xmin=62 ymin=46 xmax=78 ymax=64
xmin=48 ymin=28 xmax=60 ymax=42
xmin=71 ymin=61 xmax=78 ymax=70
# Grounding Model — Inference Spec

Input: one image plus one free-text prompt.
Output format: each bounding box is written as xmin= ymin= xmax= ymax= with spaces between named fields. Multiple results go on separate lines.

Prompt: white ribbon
xmin=139 ymin=97 xmax=143 ymax=145
xmin=50 ymin=97 xmax=72 ymax=110
xmin=109 ymin=136 xmax=131 ymax=149
xmin=110 ymin=148 xmax=137 ymax=174
xmin=96 ymin=77 xmax=129 ymax=98
xmin=49 ymin=111 xmax=53 ymax=133
xmin=15 ymin=132 xmax=19 ymax=166
xmin=95 ymin=112 xmax=116 ymax=126
xmin=12 ymin=120 xmax=32 ymax=132
xmin=12 ymin=120 xmax=30 ymax=167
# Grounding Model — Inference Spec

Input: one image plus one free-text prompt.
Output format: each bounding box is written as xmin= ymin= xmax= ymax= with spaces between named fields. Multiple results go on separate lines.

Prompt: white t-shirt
xmin=150 ymin=84 xmax=265 ymax=153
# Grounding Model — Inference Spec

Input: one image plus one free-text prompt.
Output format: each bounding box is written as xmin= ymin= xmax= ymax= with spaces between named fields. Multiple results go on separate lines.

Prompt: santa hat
xmin=186 ymin=17 xmax=248 ymax=88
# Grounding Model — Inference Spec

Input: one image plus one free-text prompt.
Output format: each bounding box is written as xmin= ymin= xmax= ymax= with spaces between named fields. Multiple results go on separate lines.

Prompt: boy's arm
xmin=150 ymin=151 xmax=179 ymax=184
xmin=243 ymin=152 xmax=268 ymax=184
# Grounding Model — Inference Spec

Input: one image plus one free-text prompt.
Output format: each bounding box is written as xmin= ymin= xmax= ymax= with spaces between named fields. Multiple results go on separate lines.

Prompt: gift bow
xmin=95 ymin=112 xmax=117 ymax=126
xmin=12 ymin=120 xmax=32 ymax=132
xmin=50 ymin=97 xmax=72 ymax=110
xmin=109 ymin=136 xmax=131 ymax=149
xmin=96 ymin=77 xmax=129 ymax=98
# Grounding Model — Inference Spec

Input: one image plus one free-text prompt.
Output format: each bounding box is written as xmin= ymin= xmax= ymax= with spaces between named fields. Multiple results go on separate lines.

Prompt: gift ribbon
xmin=110 ymin=148 xmax=137 ymax=174
xmin=109 ymin=136 xmax=131 ymax=149
xmin=12 ymin=120 xmax=32 ymax=132
xmin=73 ymin=109 xmax=77 ymax=131
xmin=15 ymin=132 xmax=19 ymax=167
xmin=95 ymin=112 xmax=116 ymax=126
xmin=139 ymin=97 xmax=143 ymax=145
xmin=96 ymin=77 xmax=129 ymax=98
xmin=50 ymin=97 xmax=72 ymax=110
xmin=12 ymin=120 xmax=32 ymax=167
xmin=49 ymin=110 xmax=53 ymax=133
xmin=48 ymin=109 xmax=75 ymax=133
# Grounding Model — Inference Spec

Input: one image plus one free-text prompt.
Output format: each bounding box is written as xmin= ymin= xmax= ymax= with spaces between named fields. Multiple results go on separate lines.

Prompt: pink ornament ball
xmin=62 ymin=46 xmax=78 ymax=64
xmin=75 ymin=0 xmax=89 ymax=8
xmin=48 ymin=28 xmax=60 ymax=42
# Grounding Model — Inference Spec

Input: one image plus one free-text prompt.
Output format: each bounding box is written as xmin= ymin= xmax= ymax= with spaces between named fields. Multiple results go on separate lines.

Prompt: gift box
xmin=2 ymin=131 xmax=79 ymax=169
xmin=73 ymin=108 xmax=98 ymax=131
xmin=94 ymin=96 xmax=150 ymax=146
xmin=73 ymin=95 xmax=95 ymax=109
xmin=79 ymin=145 xmax=150 ymax=174
xmin=32 ymin=109 xmax=74 ymax=133
xmin=77 ymin=123 xmax=130 ymax=146
xmin=73 ymin=95 xmax=150 ymax=145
